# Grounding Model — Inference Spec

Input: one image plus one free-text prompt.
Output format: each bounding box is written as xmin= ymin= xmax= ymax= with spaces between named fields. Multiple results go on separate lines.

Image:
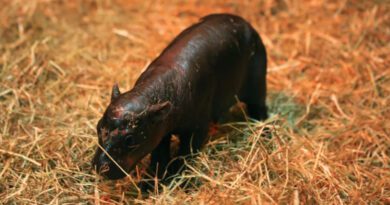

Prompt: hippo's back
xmin=157 ymin=14 xmax=259 ymax=70
xmin=137 ymin=14 xmax=264 ymax=125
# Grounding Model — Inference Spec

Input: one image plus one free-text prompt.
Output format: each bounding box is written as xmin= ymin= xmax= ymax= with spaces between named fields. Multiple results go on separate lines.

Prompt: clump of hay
xmin=0 ymin=0 xmax=389 ymax=204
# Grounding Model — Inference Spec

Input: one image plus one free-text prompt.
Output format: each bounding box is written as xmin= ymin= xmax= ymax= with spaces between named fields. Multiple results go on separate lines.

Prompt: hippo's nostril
xmin=99 ymin=163 xmax=110 ymax=174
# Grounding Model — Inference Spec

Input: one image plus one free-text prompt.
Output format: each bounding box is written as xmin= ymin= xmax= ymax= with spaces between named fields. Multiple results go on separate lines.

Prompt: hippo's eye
xmin=125 ymin=136 xmax=135 ymax=145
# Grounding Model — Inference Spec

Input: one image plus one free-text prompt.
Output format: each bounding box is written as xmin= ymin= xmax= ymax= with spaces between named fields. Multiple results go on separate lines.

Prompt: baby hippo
xmin=92 ymin=13 xmax=268 ymax=180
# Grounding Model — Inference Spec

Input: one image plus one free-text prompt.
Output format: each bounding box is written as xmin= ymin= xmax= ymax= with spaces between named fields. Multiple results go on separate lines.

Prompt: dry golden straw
xmin=0 ymin=0 xmax=389 ymax=204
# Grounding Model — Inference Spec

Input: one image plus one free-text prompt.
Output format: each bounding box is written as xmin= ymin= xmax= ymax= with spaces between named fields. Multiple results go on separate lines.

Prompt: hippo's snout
xmin=92 ymin=149 xmax=127 ymax=180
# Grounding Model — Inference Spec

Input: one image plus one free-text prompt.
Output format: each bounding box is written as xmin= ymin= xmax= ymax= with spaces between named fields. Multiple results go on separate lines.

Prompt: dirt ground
xmin=0 ymin=0 xmax=389 ymax=204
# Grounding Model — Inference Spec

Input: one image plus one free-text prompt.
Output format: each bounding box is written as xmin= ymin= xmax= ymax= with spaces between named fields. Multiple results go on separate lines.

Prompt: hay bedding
xmin=0 ymin=0 xmax=389 ymax=204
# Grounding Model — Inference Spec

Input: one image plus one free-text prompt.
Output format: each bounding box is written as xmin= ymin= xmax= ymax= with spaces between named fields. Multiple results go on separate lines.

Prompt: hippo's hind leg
xmin=239 ymin=41 xmax=268 ymax=121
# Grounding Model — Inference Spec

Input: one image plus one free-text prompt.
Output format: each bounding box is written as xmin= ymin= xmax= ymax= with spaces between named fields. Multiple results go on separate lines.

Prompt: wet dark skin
xmin=92 ymin=14 xmax=268 ymax=184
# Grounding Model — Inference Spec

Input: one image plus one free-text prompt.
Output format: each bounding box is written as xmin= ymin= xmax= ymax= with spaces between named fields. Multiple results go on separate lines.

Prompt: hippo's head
xmin=92 ymin=84 xmax=171 ymax=180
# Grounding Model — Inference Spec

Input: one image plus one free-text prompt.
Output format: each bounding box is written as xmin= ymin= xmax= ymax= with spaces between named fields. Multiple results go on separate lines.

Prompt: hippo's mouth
xmin=93 ymin=144 xmax=151 ymax=180
xmin=95 ymin=157 xmax=135 ymax=180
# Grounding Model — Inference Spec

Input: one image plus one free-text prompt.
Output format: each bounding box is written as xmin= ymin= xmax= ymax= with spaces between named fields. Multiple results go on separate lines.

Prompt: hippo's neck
xmin=118 ymin=65 xmax=182 ymax=131
xmin=132 ymin=64 xmax=183 ymax=107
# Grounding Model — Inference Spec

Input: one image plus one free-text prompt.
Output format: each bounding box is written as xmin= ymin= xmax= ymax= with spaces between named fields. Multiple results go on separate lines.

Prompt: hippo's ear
xmin=111 ymin=83 xmax=121 ymax=101
xmin=146 ymin=101 xmax=172 ymax=122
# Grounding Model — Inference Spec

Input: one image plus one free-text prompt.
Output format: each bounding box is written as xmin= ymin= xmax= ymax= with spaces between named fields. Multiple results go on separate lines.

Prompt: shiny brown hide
xmin=92 ymin=14 xmax=267 ymax=180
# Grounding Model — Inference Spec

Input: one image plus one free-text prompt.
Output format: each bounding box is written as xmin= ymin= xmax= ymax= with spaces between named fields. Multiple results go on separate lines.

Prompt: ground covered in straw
xmin=1 ymin=0 xmax=389 ymax=204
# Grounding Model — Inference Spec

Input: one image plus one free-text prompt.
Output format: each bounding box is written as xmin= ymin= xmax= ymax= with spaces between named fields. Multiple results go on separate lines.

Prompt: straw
xmin=0 ymin=0 xmax=389 ymax=204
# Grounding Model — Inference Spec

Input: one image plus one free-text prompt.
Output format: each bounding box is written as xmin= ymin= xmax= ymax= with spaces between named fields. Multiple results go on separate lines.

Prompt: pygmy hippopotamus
xmin=92 ymin=13 xmax=268 ymax=181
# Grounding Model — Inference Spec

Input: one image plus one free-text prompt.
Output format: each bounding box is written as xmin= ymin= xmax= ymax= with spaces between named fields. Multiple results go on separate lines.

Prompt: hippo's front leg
xmin=167 ymin=126 xmax=209 ymax=178
xmin=149 ymin=134 xmax=172 ymax=179
xmin=138 ymin=134 xmax=172 ymax=191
